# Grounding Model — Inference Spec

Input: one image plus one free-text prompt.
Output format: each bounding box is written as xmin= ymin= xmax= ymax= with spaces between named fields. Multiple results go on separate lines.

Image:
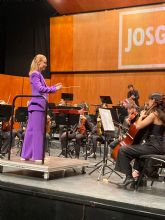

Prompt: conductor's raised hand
xmin=55 ymin=83 xmax=63 ymax=91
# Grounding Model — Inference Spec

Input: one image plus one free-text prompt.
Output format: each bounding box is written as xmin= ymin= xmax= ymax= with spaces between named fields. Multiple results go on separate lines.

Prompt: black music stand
xmin=53 ymin=106 xmax=80 ymax=158
xmin=89 ymin=108 xmax=122 ymax=180
xmin=15 ymin=107 xmax=28 ymax=123
xmin=48 ymin=103 xmax=56 ymax=110
xmin=100 ymin=96 xmax=112 ymax=105
xmin=61 ymin=93 xmax=73 ymax=106
xmin=0 ymin=105 xmax=12 ymax=122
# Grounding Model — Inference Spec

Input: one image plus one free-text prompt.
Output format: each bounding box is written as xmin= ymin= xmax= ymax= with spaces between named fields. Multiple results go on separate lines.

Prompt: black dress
xmin=127 ymin=89 xmax=140 ymax=106
xmin=115 ymin=124 xmax=165 ymax=177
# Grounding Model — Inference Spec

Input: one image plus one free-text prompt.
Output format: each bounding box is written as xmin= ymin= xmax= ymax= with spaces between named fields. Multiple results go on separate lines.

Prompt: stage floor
xmin=0 ymin=146 xmax=165 ymax=218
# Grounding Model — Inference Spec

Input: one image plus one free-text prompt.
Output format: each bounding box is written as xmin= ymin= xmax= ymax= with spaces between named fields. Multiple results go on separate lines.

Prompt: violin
xmin=78 ymin=115 xmax=87 ymax=135
xmin=127 ymin=111 xmax=139 ymax=124
xmin=46 ymin=115 xmax=51 ymax=134
xmin=2 ymin=120 xmax=11 ymax=132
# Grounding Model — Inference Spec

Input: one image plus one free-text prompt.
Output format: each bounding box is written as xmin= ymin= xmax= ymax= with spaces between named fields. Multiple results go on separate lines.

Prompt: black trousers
xmin=61 ymin=131 xmax=86 ymax=157
xmin=0 ymin=131 xmax=17 ymax=154
xmin=115 ymin=137 xmax=164 ymax=177
xmin=91 ymin=134 xmax=104 ymax=154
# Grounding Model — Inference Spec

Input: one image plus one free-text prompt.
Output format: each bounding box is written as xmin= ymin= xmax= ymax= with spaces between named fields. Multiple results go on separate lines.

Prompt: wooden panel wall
xmin=50 ymin=16 xmax=73 ymax=71
xmin=50 ymin=4 xmax=165 ymax=72
xmin=73 ymin=11 xmax=118 ymax=70
xmin=0 ymin=74 xmax=23 ymax=106
xmin=50 ymin=3 xmax=165 ymax=114
xmin=50 ymin=72 xmax=165 ymax=113
xmin=0 ymin=72 xmax=164 ymax=115
xmin=0 ymin=74 xmax=51 ymax=107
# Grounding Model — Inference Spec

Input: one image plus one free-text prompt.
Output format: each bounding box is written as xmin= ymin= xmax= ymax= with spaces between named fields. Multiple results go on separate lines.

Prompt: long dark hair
xmin=149 ymin=93 xmax=165 ymax=124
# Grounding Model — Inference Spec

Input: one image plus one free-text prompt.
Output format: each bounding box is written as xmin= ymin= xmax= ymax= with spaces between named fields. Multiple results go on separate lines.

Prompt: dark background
xmin=0 ymin=1 xmax=58 ymax=78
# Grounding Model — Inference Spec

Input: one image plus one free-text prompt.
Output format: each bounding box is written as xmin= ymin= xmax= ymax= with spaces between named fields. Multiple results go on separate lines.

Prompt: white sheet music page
xmin=99 ymin=108 xmax=115 ymax=131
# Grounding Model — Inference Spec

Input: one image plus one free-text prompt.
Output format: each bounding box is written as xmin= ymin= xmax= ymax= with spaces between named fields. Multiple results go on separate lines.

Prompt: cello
xmin=111 ymin=102 xmax=157 ymax=161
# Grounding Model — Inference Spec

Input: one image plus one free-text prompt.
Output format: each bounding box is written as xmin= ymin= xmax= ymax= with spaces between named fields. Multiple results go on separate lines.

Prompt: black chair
xmin=135 ymin=154 xmax=165 ymax=190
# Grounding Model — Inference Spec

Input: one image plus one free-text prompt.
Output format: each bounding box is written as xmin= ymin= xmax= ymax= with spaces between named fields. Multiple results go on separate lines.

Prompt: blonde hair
xmin=29 ymin=54 xmax=46 ymax=75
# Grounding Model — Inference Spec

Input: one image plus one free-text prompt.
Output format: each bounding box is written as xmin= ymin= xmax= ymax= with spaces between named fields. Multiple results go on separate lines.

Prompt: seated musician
xmin=109 ymin=103 xmax=139 ymax=149
xmin=123 ymin=103 xmax=139 ymax=129
xmin=88 ymin=112 xmax=104 ymax=159
xmin=45 ymin=114 xmax=51 ymax=152
xmin=0 ymin=119 xmax=17 ymax=157
xmin=89 ymin=103 xmax=112 ymax=159
xmin=114 ymin=93 xmax=165 ymax=188
xmin=60 ymin=108 xmax=93 ymax=158
xmin=59 ymin=98 xmax=66 ymax=106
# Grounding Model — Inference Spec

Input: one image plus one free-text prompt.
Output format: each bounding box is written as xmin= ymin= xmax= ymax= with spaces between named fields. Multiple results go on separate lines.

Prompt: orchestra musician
xmin=88 ymin=112 xmax=104 ymax=159
xmin=88 ymin=103 xmax=110 ymax=159
xmin=115 ymin=93 xmax=165 ymax=188
xmin=0 ymin=100 xmax=15 ymax=157
xmin=123 ymin=103 xmax=139 ymax=129
xmin=109 ymin=103 xmax=139 ymax=150
xmin=0 ymin=118 xmax=18 ymax=157
xmin=127 ymin=84 xmax=140 ymax=106
xmin=45 ymin=114 xmax=51 ymax=153
xmin=60 ymin=108 xmax=93 ymax=158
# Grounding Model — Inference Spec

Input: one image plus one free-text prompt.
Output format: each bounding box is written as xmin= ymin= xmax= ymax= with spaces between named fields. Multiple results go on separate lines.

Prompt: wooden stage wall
xmin=0 ymin=73 xmax=164 ymax=114
xmin=49 ymin=4 xmax=165 ymax=112
xmin=1 ymin=4 xmax=165 ymax=113
xmin=0 ymin=74 xmax=51 ymax=107
xmin=50 ymin=72 xmax=165 ymax=113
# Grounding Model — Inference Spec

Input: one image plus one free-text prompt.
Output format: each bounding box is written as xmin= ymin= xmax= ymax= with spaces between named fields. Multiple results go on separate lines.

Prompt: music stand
xmin=89 ymin=108 xmax=122 ymax=180
xmin=15 ymin=107 xmax=28 ymax=123
xmin=61 ymin=93 xmax=73 ymax=106
xmin=53 ymin=106 xmax=80 ymax=158
xmin=48 ymin=103 xmax=56 ymax=110
xmin=100 ymin=96 xmax=112 ymax=104
xmin=0 ymin=105 xmax=12 ymax=122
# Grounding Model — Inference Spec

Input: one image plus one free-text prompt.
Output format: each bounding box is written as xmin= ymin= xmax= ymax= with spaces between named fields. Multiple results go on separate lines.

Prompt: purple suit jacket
xmin=28 ymin=71 xmax=56 ymax=111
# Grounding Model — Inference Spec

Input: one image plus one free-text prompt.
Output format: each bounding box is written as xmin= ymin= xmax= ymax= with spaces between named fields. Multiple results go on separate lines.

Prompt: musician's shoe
xmin=130 ymin=177 xmax=147 ymax=189
xmin=88 ymin=153 xmax=96 ymax=159
xmin=118 ymin=176 xmax=135 ymax=188
xmin=0 ymin=153 xmax=5 ymax=159
xmin=82 ymin=151 xmax=90 ymax=157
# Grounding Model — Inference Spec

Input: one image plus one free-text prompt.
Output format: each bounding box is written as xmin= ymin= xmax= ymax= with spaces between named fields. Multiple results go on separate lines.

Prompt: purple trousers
xmin=21 ymin=111 xmax=45 ymax=160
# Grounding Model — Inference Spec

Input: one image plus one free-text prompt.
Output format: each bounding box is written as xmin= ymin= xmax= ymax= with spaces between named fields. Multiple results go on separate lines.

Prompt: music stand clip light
xmin=100 ymin=96 xmax=112 ymax=104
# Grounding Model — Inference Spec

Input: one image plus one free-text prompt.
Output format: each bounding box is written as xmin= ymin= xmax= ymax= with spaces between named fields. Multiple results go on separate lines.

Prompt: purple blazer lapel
xmin=40 ymin=73 xmax=46 ymax=86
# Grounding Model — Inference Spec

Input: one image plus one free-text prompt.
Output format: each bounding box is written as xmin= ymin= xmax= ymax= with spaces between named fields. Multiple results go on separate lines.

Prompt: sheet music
xmin=99 ymin=108 xmax=115 ymax=131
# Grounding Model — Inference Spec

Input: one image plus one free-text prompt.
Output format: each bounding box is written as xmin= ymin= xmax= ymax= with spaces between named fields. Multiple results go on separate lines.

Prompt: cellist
xmin=115 ymin=93 xmax=165 ymax=188
xmin=109 ymin=103 xmax=139 ymax=149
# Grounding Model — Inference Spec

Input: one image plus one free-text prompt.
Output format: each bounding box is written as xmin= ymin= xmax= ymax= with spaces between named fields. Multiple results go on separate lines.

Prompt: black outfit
xmin=127 ymin=89 xmax=140 ymax=106
xmin=90 ymin=124 xmax=104 ymax=157
xmin=0 ymin=130 xmax=17 ymax=155
xmin=115 ymin=124 xmax=165 ymax=177
xmin=60 ymin=118 xmax=93 ymax=158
